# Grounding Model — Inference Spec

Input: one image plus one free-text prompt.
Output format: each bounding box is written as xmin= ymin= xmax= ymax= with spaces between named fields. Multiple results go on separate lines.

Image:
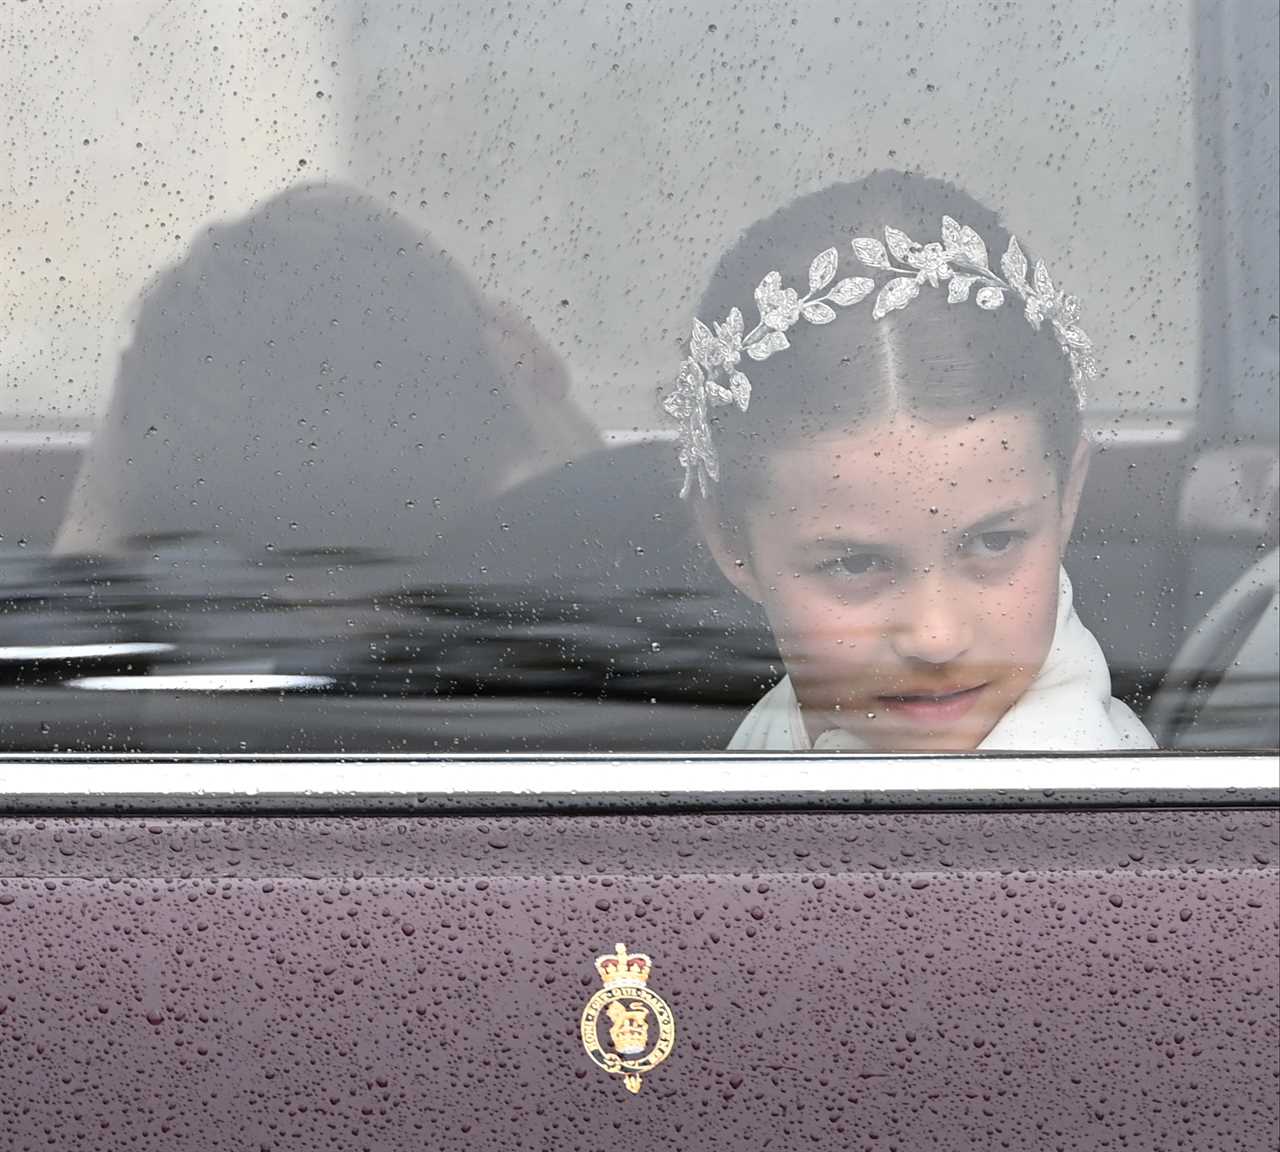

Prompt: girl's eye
xmin=830 ymin=552 xmax=890 ymax=578
xmin=966 ymin=530 xmax=1024 ymax=557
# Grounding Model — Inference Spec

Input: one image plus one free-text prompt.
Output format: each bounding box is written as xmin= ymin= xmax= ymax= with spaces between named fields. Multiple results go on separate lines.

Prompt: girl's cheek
xmin=1000 ymin=552 xmax=1061 ymax=645
xmin=808 ymin=598 xmax=882 ymax=658
xmin=775 ymin=583 xmax=858 ymax=646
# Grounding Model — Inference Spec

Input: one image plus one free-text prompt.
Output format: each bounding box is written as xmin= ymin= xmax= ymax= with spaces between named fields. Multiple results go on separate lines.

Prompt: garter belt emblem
xmin=579 ymin=943 xmax=676 ymax=1093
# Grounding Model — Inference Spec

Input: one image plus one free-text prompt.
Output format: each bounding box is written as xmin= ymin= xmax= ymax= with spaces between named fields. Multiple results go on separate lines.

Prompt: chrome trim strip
xmin=0 ymin=753 xmax=1275 ymax=796
xmin=0 ymin=429 xmax=91 ymax=449
xmin=0 ymin=643 xmax=173 ymax=662
xmin=65 ymin=673 xmax=334 ymax=692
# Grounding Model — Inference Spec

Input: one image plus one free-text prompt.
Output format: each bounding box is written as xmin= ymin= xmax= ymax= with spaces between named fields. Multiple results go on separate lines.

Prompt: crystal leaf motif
xmin=666 ymin=216 xmax=1097 ymax=497
xmin=872 ymin=276 xmax=919 ymax=319
xmin=852 ymin=237 xmax=891 ymax=269
xmin=809 ymin=247 xmax=838 ymax=292
xmin=828 ymin=277 xmax=874 ymax=306
xmin=802 ymin=302 xmax=836 ymax=325
xmin=883 ymin=226 xmax=915 ymax=263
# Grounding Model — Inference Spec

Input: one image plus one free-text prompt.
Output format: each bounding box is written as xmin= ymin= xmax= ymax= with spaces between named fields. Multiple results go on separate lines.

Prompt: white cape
xmin=728 ymin=568 xmax=1155 ymax=752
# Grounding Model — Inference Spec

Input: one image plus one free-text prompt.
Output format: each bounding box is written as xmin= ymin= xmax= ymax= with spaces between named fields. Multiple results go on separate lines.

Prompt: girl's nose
xmin=889 ymin=569 xmax=974 ymax=665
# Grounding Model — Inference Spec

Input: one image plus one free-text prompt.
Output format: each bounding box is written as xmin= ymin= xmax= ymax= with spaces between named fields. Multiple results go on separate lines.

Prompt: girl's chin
xmin=817 ymin=709 xmax=996 ymax=752
xmin=804 ymin=682 xmax=1009 ymax=751
xmin=853 ymin=730 xmax=985 ymax=753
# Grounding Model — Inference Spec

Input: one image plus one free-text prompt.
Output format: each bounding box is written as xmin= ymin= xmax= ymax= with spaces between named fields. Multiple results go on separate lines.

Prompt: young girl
xmin=663 ymin=171 xmax=1155 ymax=752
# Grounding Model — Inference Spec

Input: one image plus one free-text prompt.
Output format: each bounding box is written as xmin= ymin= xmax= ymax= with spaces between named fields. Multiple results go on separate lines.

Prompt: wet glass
xmin=1 ymin=0 xmax=1275 ymax=759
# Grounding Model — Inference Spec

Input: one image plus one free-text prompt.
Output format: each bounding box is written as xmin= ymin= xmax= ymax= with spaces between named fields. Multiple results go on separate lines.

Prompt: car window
xmin=1 ymin=0 xmax=1276 ymax=768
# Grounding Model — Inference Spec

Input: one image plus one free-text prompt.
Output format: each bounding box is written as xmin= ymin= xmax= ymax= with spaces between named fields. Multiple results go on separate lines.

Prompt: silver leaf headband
xmin=662 ymin=216 xmax=1098 ymax=499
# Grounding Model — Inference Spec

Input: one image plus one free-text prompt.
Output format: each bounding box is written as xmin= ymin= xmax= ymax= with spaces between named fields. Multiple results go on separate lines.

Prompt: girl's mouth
xmin=875 ymin=683 xmax=988 ymax=727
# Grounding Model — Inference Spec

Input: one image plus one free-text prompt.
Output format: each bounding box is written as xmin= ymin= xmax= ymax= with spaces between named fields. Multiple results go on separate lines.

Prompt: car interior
xmin=0 ymin=404 xmax=1275 ymax=752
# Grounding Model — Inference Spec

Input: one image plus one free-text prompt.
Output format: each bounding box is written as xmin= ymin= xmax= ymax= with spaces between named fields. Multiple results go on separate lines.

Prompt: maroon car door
xmin=2 ymin=765 xmax=1276 ymax=1149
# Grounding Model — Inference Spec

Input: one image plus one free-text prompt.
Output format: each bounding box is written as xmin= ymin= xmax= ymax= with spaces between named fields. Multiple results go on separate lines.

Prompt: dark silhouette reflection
xmin=406 ymin=439 xmax=782 ymax=746
xmin=1 ymin=462 xmax=778 ymax=752
xmin=0 ymin=523 xmax=777 ymax=754
xmin=1 ymin=184 xmax=776 ymax=754
xmin=58 ymin=183 xmax=589 ymax=557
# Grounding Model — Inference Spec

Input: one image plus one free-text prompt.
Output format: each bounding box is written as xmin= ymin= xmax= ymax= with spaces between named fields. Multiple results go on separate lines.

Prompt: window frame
xmin=1 ymin=752 xmax=1275 ymax=814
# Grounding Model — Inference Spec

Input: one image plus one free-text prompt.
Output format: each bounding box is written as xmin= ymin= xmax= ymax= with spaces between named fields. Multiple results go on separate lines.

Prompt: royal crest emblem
xmin=579 ymin=943 xmax=676 ymax=1093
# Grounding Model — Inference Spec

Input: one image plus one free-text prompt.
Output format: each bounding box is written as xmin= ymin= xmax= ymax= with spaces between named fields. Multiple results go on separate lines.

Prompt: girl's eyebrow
xmin=801 ymin=535 xmax=895 ymax=555
xmin=801 ymin=502 xmax=1043 ymax=553
xmin=962 ymin=502 xmax=1039 ymax=534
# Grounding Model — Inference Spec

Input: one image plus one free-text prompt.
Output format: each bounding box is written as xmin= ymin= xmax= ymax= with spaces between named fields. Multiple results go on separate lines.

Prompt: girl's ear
xmin=692 ymin=496 xmax=767 ymax=605
xmin=1057 ymin=436 xmax=1091 ymax=554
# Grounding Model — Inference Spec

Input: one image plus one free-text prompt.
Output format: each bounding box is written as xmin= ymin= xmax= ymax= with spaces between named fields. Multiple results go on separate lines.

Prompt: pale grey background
xmin=6 ymin=0 xmax=1271 ymax=437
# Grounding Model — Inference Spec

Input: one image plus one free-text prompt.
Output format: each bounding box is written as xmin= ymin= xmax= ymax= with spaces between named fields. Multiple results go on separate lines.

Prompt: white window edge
xmin=0 ymin=753 xmax=1275 ymax=797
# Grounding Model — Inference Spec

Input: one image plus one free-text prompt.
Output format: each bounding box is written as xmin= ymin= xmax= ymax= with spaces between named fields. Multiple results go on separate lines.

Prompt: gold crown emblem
xmin=595 ymin=942 xmax=652 ymax=987
xmin=604 ymin=1000 xmax=650 ymax=1056
xmin=580 ymin=941 xmax=675 ymax=1094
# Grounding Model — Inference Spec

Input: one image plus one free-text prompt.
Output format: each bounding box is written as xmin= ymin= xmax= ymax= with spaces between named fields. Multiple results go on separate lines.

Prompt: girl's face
xmin=718 ymin=409 xmax=1088 ymax=751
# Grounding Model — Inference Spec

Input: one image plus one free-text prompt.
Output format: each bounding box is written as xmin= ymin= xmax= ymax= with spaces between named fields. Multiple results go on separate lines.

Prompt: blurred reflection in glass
xmin=56 ymin=183 xmax=596 ymax=559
